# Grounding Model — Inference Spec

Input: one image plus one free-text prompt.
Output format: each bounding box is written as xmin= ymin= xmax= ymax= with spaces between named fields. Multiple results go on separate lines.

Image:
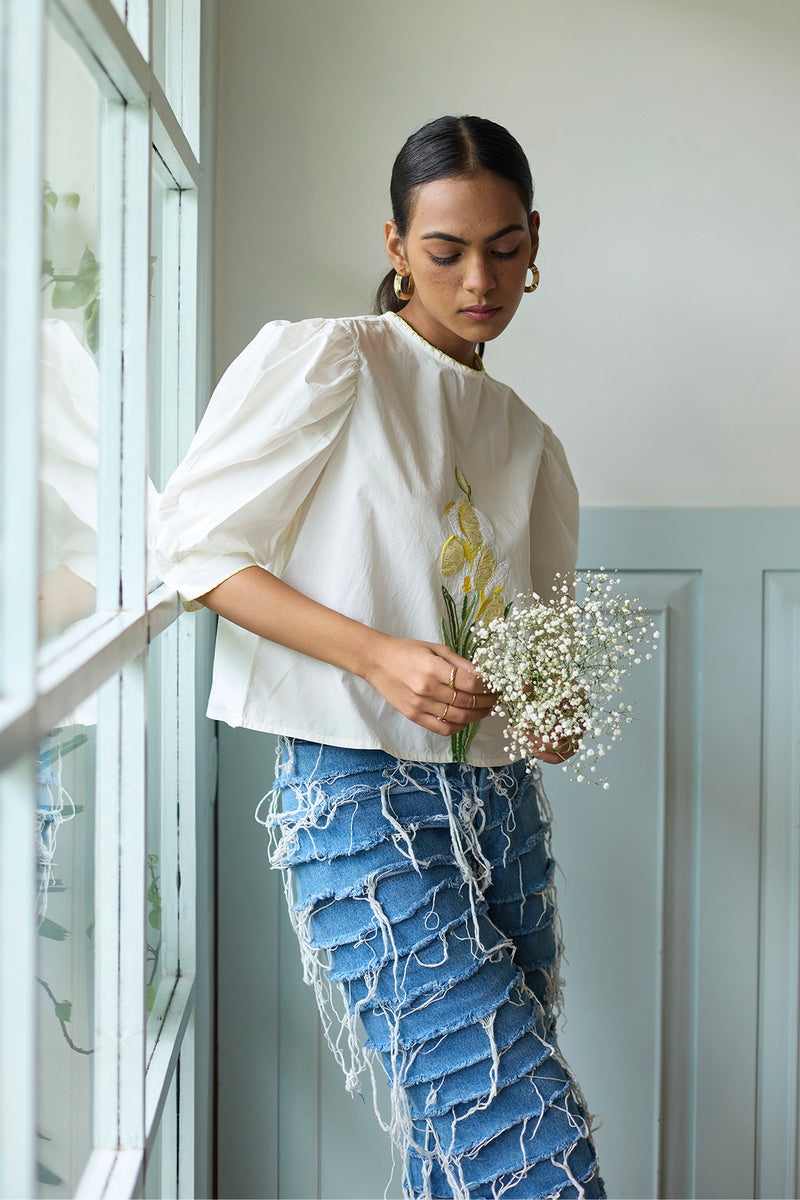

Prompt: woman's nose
xmin=462 ymin=254 xmax=496 ymax=298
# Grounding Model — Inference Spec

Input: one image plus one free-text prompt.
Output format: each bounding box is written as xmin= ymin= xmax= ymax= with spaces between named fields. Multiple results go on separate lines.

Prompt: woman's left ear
xmin=529 ymin=211 xmax=541 ymax=262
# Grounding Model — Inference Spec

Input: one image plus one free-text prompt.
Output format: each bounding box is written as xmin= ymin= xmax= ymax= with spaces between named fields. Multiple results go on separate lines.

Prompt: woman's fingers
xmin=420 ymin=645 xmax=495 ymax=735
xmin=429 ymin=697 xmax=493 ymax=730
xmin=365 ymin=637 xmax=496 ymax=736
xmin=432 ymin=647 xmax=494 ymax=700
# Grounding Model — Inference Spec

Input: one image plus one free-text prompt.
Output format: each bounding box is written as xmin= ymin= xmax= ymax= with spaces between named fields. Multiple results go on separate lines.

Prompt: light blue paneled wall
xmin=216 ymin=508 xmax=800 ymax=1200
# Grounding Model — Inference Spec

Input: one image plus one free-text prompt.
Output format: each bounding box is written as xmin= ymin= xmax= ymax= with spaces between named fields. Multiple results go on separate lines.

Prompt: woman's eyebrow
xmin=421 ymin=224 xmax=526 ymax=245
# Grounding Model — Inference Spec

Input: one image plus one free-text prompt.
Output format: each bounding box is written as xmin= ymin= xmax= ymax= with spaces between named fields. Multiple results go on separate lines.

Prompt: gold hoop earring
xmin=394 ymin=272 xmax=415 ymax=301
xmin=523 ymin=264 xmax=540 ymax=294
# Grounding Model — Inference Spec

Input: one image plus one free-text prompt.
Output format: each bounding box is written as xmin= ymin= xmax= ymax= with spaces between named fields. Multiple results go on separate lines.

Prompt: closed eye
xmin=430 ymin=247 xmax=522 ymax=266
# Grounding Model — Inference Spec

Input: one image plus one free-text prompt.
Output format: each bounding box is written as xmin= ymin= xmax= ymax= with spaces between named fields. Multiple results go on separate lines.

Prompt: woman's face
xmin=385 ymin=170 xmax=539 ymax=367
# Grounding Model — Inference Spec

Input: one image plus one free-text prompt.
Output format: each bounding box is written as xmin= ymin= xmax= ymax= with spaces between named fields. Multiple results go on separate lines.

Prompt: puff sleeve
xmin=154 ymin=318 xmax=359 ymax=602
xmin=529 ymin=423 xmax=580 ymax=601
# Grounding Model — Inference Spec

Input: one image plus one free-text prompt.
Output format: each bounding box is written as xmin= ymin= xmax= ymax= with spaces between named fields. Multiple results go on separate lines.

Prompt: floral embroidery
xmin=439 ymin=468 xmax=511 ymax=761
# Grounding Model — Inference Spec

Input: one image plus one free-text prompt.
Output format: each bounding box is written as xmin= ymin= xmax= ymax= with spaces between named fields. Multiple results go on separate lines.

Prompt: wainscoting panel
xmin=756 ymin=572 xmax=800 ymax=1200
xmin=547 ymin=569 xmax=700 ymax=1200
xmin=216 ymin=509 xmax=800 ymax=1200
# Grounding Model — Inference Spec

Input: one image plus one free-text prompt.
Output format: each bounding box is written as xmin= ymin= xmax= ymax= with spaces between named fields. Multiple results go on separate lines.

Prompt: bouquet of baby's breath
xmin=472 ymin=572 xmax=659 ymax=786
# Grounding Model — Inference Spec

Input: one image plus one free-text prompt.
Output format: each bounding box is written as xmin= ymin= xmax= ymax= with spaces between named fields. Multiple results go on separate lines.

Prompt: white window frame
xmin=0 ymin=0 xmax=210 ymax=1196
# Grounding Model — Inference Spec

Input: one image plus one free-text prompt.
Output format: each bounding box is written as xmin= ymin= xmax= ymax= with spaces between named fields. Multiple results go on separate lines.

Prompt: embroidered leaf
xmin=455 ymin=467 xmax=472 ymax=499
xmin=441 ymin=586 xmax=459 ymax=648
xmin=458 ymin=501 xmax=482 ymax=555
xmin=440 ymin=535 xmax=465 ymax=578
xmin=473 ymin=547 xmax=496 ymax=592
xmin=457 ymin=594 xmax=480 ymax=647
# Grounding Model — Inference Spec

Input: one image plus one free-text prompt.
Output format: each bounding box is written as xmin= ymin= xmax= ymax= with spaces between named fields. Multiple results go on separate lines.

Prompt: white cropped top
xmin=154 ymin=311 xmax=579 ymax=765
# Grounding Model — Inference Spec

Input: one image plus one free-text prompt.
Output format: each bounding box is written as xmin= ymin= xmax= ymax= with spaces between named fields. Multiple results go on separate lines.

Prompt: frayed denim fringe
xmin=256 ymin=739 xmax=606 ymax=1200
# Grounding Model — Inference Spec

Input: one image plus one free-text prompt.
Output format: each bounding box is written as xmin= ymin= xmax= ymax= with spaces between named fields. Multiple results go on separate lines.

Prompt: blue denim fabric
xmin=262 ymin=739 xmax=606 ymax=1200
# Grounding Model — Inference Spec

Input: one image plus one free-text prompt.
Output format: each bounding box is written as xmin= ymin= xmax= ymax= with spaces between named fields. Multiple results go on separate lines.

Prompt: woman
xmin=156 ymin=115 xmax=605 ymax=1199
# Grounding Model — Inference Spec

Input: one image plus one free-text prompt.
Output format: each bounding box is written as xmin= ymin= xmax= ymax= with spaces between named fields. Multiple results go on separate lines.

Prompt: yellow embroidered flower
xmin=440 ymin=476 xmax=509 ymax=627
xmin=439 ymin=468 xmax=512 ymax=763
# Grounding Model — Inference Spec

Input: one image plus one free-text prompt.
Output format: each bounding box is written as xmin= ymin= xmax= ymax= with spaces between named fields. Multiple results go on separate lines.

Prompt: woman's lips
xmin=460 ymin=305 xmax=502 ymax=322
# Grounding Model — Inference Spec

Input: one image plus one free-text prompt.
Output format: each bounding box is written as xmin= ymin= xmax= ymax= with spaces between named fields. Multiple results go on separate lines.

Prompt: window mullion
xmin=175 ymin=0 xmax=199 ymax=159
xmin=0 ymin=0 xmax=42 ymax=705
xmin=151 ymin=73 xmax=199 ymax=190
xmin=120 ymin=100 xmax=150 ymax=614
xmin=177 ymin=1011 xmax=196 ymax=1198
xmin=94 ymin=90 xmax=151 ymax=1162
xmin=0 ymin=3 xmax=44 ymax=1197
xmin=94 ymin=657 xmax=147 ymax=1153
xmin=176 ymin=187 xmax=199 ymax=974
xmin=52 ymin=0 xmax=148 ymax=105
xmin=91 ymin=133 xmax=127 ymax=1146
xmin=115 ymin=90 xmax=151 ymax=1154
xmin=96 ymin=91 xmax=123 ymax=615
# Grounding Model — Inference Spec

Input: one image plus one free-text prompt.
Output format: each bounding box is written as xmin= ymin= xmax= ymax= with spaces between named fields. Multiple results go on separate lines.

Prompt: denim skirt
xmin=259 ymin=739 xmax=606 ymax=1200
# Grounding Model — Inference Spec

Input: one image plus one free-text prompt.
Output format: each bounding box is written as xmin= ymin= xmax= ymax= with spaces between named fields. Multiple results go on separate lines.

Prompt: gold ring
xmin=439 ymin=704 xmax=450 ymax=722
xmin=449 ymin=666 xmax=456 ymax=688
xmin=451 ymin=688 xmax=458 ymax=705
xmin=471 ymin=694 xmax=477 ymax=710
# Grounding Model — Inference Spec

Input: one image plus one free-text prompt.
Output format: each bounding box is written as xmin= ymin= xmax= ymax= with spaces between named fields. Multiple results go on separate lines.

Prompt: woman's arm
xmin=199 ymin=565 xmax=494 ymax=738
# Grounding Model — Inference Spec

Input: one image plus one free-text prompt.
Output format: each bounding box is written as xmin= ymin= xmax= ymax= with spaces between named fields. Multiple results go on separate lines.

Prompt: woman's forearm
xmin=198 ymin=565 xmax=386 ymax=681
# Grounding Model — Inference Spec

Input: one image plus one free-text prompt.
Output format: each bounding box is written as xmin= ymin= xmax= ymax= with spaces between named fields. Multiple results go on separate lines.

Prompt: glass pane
xmin=35 ymin=724 xmax=96 ymax=1197
xmin=39 ymin=20 xmax=103 ymax=643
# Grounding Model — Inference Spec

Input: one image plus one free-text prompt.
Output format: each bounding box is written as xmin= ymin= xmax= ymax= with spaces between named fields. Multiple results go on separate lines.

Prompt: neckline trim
xmin=386 ymin=311 xmax=485 ymax=376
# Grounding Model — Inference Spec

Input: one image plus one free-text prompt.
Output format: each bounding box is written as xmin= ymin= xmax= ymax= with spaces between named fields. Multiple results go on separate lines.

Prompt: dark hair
xmin=374 ymin=115 xmax=535 ymax=315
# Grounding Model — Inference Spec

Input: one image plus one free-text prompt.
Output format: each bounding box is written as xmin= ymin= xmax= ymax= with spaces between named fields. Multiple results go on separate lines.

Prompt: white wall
xmin=214 ymin=0 xmax=800 ymax=507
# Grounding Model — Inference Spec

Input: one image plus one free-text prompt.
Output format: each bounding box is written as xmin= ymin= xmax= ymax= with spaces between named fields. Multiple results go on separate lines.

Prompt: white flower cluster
xmin=471 ymin=572 xmax=660 ymax=787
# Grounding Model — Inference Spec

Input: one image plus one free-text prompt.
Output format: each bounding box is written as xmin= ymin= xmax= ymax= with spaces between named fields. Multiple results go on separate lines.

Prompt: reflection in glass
xmin=36 ymin=727 xmax=96 ymax=1197
xmin=39 ymin=20 xmax=101 ymax=642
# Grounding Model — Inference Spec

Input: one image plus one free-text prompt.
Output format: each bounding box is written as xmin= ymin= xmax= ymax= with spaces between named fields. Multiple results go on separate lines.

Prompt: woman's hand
xmin=520 ymin=692 xmax=587 ymax=764
xmin=523 ymin=731 xmax=582 ymax=765
xmin=364 ymin=635 xmax=495 ymax=737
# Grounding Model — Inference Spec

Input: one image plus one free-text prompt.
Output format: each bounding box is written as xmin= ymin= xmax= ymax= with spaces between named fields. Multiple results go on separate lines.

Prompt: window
xmin=0 ymin=1 xmax=212 ymax=1196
